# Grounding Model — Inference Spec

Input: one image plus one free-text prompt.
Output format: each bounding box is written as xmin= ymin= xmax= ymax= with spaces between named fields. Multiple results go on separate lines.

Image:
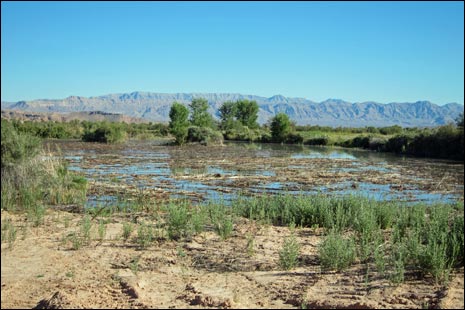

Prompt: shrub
xmin=82 ymin=122 xmax=127 ymax=143
xmin=1 ymin=120 xmax=41 ymax=168
xmin=122 ymin=222 xmax=134 ymax=241
xmin=285 ymin=133 xmax=304 ymax=144
xmin=279 ymin=233 xmax=300 ymax=270
xmin=350 ymin=136 xmax=371 ymax=148
xmin=1 ymin=123 xmax=87 ymax=213
xmin=136 ymin=221 xmax=154 ymax=249
xmin=304 ymin=136 xmax=329 ymax=146
xmin=166 ymin=202 xmax=191 ymax=240
xmin=223 ymin=124 xmax=262 ymax=142
xmin=208 ymin=203 xmax=234 ymax=240
xmin=187 ymin=126 xmax=223 ymax=145
xmin=385 ymin=134 xmax=414 ymax=154
xmin=319 ymin=231 xmax=356 ymax=271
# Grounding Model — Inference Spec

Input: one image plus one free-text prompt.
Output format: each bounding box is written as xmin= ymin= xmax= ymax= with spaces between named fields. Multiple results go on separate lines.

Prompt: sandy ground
xmin=1 ymin=209 xmax=463 ymax=309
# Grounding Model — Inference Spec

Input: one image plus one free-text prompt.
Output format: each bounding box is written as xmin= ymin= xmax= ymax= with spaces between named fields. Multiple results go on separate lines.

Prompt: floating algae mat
xmin=47 ymin=139 xmax=464 ymax=207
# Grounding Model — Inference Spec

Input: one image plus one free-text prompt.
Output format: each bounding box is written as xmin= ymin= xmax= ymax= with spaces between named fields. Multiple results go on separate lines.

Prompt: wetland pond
xmin=46 ymin=139 xmax=464 ymax=207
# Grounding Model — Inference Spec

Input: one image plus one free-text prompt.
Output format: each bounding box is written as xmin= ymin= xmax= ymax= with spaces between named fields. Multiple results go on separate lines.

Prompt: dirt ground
xmin=1 ymin=209 xmax=464 ymax=309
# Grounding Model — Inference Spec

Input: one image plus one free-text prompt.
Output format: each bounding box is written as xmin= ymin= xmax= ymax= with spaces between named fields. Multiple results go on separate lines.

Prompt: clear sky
xmin=1 ymin=1 xmax=464 ymax=105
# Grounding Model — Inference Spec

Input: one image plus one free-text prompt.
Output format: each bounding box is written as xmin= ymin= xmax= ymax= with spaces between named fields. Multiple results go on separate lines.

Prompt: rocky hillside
xmin=1 ymin=110 xmax=148 ymax=123
xmin=2 ymin=92 xmax=463 ymax=127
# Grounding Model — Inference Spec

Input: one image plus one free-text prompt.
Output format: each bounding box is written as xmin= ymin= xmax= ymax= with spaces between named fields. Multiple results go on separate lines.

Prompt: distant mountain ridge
xmin=2 ymin=92 xmax=463 ymax=127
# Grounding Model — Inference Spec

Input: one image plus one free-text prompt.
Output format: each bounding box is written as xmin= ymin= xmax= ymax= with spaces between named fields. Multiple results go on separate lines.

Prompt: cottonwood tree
xmin=189 ymin=98 xmax=214 ymax=128
xmin=270 ymin=113 xmax=292 ymax=143
xmin=219 ymin=99 xmax=259 ymax=130
xmin=236 ymin=100 xmax=259 ymax=129
xmin=169 ymin=102 xmax=190 ymax=145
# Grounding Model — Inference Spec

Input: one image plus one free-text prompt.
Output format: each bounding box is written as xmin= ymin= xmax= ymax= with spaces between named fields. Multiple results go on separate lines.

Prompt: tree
xmin=236 ymin=100 xmax=259 ymax=129
xmin=169 ymin=102 xmax=190 ymax=145
xmin=270 ymin=113 xmax=292 ymax=143
xmin=219 ymin=101 xmax=239 ymax=130
xmin=189 ymin=98 xmax=213 ymax=128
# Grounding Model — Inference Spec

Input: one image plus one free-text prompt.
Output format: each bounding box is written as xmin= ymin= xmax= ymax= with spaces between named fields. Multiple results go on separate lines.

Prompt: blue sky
xmin=1 ymin=1 xmax=464 ymax=105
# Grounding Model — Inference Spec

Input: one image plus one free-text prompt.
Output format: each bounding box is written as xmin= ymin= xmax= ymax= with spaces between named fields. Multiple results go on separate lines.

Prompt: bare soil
xmin=2 ymin=209 xmax=463 ymax=309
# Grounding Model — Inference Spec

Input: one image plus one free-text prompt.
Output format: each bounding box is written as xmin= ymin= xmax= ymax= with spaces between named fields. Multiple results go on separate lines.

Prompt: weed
xmin=136 ymin=221 xmax=154 ymax=249
xmin=374 ymin=244 xmax=386 ymax=275
xmin=129 ymin=256 xmax=140 ymax=275
xmin=63 ymin=216 xmax=71 ymax=228
xmin=166 ymin=202 xmax=190 ymax=240
xmin=388 ymin=243 xmax=406 ymax=285
xmin=319 ymin=231 xmax=356 ymax=271
xmin=70 ymin=232 xmax=82 ymax=250
xmin=28 ymin=205 xmax=46 ymax=227
xmin=190 ymin=207 xmax=207 ymax=234
xmin=98 ymin=219 xmax=106 ymax=241
xmin=80 ymin=215 xmax=92 ymax=244
xmin=208 ymin=203 xmax=234 ymax=240
xmin=246 ymin=233 xmax=255 ymax=257
xmin=279 ymin=233 xmax=300 ymax=270
xmin=177 ymin=246 xmax=187 ymax=258
xmin=122 ymin=222 xmax=133 ymax=241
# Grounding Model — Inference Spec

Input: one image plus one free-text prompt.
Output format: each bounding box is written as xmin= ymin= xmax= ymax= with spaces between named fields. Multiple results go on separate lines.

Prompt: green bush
xmin=285 ymin=133 xmax=304 ymax=144
xmin=224 ymin=124 xmax=264 ymax=142
xmin=1 ymin=122 xmax=87 ymax=214
xmin=304 ymin=136 xmax=329 ymax=146
xmin=82 ymin=122 xmax=127 ymax=143
xmin=208 ymin=203 xmax=234 ymax=240
xmin=1 ymin=120 xmax=41 ymax=168
xmin=279 ymin=233 xmax=300 ymax=270
xmin=166 ymin=202 xmax=191 ymax=240
xmin=187 ymin=126 xmax=223 ymax=145
xmin=319 ymin=231 xmax=356 ymax=271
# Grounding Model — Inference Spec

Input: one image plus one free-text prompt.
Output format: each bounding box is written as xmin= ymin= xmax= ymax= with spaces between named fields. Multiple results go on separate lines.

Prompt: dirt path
xmin=1 ymin=209 xmax=463 ymax=309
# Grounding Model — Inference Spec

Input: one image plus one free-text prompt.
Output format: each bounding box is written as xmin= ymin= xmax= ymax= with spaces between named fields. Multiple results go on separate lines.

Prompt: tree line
xmin=169 ymin=98 xmax=295 ymax=145
xmin=2 ymin=99 xmax=463 ymax=160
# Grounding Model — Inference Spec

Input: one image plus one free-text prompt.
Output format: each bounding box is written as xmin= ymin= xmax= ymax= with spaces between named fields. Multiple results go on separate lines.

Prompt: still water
xmin=46 ymin=140 xmax=464 ymax=206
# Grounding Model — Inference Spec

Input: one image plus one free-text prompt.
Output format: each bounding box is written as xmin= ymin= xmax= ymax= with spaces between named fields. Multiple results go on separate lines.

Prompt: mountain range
xmin=1 ymin=92 xmax=463 ymax=127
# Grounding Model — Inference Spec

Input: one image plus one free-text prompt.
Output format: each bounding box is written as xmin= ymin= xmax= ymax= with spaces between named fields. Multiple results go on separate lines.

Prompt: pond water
xmin=47 ymin=139 xmax=464 ymax=207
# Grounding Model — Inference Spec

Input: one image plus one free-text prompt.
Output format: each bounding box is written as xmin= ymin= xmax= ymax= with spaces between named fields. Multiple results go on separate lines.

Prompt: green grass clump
xmin=122 ymin=222 xmax=134 ymax=241
xmin=208 ymin=203 xmax=234 ymax=240
xmin=1 ymin=219 xmax=17 ymax=249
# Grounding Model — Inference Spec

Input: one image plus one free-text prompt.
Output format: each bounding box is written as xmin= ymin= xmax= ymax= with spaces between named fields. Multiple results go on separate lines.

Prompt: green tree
xmin=169 ymin=102 xmax=190 ymax=145
xmin=219 ymin=101 xmax=239 ymax=130
xmin=270 ymin=113 xmax=292 ymax=143
xmin=189 ymin=98 xmax=213 ymax=128
xmin=236 ymin=100 xmax=259 ymax=129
